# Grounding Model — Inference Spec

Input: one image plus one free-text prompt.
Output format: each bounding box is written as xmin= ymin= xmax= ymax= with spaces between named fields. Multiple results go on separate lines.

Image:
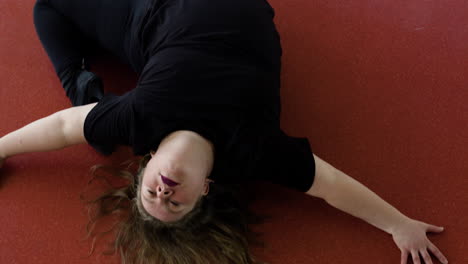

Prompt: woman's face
xmin=140 ymin=131 xmax=214 ymax=222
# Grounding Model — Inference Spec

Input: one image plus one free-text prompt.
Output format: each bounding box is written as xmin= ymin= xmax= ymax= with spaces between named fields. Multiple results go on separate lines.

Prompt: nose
xmin=157 ymin=185 xmax=173 ymax=198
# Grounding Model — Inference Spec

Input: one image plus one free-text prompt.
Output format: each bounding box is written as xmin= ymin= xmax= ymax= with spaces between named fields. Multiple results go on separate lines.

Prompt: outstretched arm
xmin=306 ymin=154 xmax=448 ymax=264
xmin=0 ymin=103 xmax=97 ymax=166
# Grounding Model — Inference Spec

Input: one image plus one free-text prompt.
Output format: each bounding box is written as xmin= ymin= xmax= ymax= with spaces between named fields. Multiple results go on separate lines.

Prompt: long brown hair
xmin=80 ymin=154 xmax=267 ymax=264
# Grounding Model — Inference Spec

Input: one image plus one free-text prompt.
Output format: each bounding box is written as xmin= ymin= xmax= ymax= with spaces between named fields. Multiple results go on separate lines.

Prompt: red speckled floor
xmin=1 ymin=0 xmax=467 ymax=263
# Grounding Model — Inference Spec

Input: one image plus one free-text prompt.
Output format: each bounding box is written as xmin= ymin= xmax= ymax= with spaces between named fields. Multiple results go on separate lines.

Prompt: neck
xmin=161 ymin=130 xmax=215 ymax=172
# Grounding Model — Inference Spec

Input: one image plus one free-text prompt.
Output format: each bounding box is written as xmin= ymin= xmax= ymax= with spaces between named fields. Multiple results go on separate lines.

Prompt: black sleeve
xmin=254 ymin=130 xmax=316 ymax=192
xmin=83 ymin=92 xmax=135 ymax=155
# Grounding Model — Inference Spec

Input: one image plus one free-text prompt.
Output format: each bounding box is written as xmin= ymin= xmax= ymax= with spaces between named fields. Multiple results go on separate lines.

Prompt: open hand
xmin=392 ymin=218 xmax=448 ymax=264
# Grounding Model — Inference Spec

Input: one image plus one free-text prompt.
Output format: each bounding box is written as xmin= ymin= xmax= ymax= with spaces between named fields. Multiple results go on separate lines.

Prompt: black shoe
xmin=74 ymin=70 xmax=104 ymax=105
xmin=61 ymin=69 xmax=103 ymax=106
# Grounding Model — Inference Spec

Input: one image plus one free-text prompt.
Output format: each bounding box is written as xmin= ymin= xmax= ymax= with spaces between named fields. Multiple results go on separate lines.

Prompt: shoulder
xmin=82 ymin=93 xmax=137 ymax=155
xmin=253 ymin=129 xmax=316 ymax=192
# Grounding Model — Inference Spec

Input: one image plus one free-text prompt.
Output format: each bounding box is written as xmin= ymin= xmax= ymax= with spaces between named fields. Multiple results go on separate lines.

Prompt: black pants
xmin=33 ymin=0 xmax=141 ymax=78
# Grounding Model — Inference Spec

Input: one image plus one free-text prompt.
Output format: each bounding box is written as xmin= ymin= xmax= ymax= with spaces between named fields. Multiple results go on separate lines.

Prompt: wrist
xmin=389 ymin=216 xmax=414 ymax=235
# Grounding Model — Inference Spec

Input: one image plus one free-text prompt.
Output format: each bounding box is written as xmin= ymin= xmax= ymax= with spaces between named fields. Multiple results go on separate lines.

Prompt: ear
xmin=202 ymin=179 xmax=213 ymax=196
xmin=150 ymin=150 xmax=156 ymax=158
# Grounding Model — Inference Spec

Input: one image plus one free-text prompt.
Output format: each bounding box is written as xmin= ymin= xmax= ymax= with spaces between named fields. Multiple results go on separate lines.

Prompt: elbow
xmin=321 ymin=168 xmax=340 ymax=205
xmin=55 ymin=107 xmax=88 ymax=146
xmin=54 ymin=111 xmax=71 ymax=147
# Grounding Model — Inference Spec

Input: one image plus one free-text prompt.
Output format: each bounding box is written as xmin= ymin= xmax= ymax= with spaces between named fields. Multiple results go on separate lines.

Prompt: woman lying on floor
xmin=0 ymin=0 xmax=448 ymax=263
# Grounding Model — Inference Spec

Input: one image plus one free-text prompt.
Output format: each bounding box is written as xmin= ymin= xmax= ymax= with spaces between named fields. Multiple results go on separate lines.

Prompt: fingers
xmin=410 ymin=246 xmax=448 ymax=264
xmin=426 ymin=224 xmax=444 ymax=233
xmin=411 ymin=250 xmax=421 ymax=264
xmin=401 ymin=250 xmax=408 ymax=264
xmin=428 ymin=241 xmax=448 ymax=264
xmin=420 ymin=249 xmax=433 ymax=264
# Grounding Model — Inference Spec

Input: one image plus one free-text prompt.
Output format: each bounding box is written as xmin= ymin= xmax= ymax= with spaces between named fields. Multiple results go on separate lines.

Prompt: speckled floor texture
xmin=1 ymin=0 xmax=467 ymax=263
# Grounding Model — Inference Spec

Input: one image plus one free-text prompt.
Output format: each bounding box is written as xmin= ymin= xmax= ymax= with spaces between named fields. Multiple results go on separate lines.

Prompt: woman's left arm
xmin=306 ymin=154 xmax=448 ymax=264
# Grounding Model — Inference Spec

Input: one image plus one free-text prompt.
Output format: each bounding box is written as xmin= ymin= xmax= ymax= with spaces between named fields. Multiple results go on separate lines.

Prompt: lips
xmin=160 ymin=174 xmax=179 ymax=187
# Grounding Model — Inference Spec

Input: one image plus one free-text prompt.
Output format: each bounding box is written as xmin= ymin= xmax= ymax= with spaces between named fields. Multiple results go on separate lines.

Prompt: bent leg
xmin=33 ymin=0 xmax=91 ymax=76
xmin=32 ymin=0 xmax=132 ymax=105
xmin=44 ymin=0 xmax=133 ymax=69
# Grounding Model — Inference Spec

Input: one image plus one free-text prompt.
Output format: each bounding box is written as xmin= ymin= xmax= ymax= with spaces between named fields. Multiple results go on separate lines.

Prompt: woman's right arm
xmin=0 ymin=103 xmax=97 ymax=166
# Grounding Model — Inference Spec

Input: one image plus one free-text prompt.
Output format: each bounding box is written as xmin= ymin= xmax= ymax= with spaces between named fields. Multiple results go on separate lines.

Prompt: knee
xmin=33 ymin=0 xmax=50 ymax=19
xmin=34 ymin=0 xmax=48 ymax=11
